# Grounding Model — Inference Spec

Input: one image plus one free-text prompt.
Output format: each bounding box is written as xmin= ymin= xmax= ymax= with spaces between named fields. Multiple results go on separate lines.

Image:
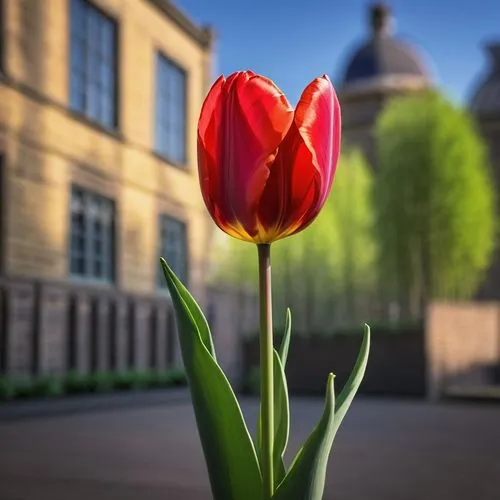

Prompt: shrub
xmin=31 ymin=376 xmax=63 ymax=398
xmin=375 ymin=91 xmax=496 ymax=318
xmin=64 ymin=371 xmax=91 ymax=394
xmin=0 ymin=368 xmax=187 ymax=402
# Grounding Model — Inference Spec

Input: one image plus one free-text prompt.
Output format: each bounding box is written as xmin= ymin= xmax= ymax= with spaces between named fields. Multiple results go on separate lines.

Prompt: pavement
xmin=0 ymin=394 xmax=499 ymax=500
xmin=0 ymin=388 xmax=190 ymax=422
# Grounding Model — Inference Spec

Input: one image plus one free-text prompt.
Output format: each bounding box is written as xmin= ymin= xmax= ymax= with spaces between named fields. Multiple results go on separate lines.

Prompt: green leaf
xmin=272 ymin=373 xmax=336 ymax=500
xmin=160 ymin=258 xmax=262 ymax=500
xmin=256 ymin=309 xmax=292 ymax=475
xmin=279 ymin=308 xmax=292 ymax=367
xmin=272 ymin=324 xmax=370 ymax=499
xmin=333 ymin=324 xmax=371 ymax=433
xmin=273 ymin=349 xmax=290 ymax=487
xmin=161 ymin=259 xmax=215 ymax=359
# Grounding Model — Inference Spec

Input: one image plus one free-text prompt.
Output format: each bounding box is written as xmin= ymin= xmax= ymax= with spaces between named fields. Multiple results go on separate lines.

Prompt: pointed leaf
xmin=279 ymin=308 xmax=292 ymax=367
xmin=272 ymin=374 xmax=336 ymax=500
xmin=273 ymin=349 xmax=290 ymax=487
xmin=333 ymin=324 xmax=371 ymax=434
xmin=161 ymin=259 xmax=215 ymax=359
xmin=160 ymin=258 xmax=262 ymax=500
xmin=272 ymin=325 xmax=370 ymax=499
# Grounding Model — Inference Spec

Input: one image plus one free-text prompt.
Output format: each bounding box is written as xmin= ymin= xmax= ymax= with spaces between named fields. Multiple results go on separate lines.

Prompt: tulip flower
xmin=197 ymin=71 xmax=341 ymax=244
xmin=161 ymin=70 xmax=369 ymax=500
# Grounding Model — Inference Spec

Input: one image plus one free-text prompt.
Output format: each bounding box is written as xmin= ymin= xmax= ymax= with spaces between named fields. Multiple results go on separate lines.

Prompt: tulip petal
xmin=283 ymin=78 xmax=341 ymax=237
xmin=198 ymin=75 xmax=254 ymax=241
xmin=257 ymin=121 xmax=318 ymax=240
xmin=197 ymin=72 xmax=340 ymax=244
xmin=257 ymin=76 xmax=340 ymax=241
xmin=198 ymin=76 xmax=225 ymax=219
xmin=198 ymin=75 xmax=225 ymax=155
xmin=219 ymin=72 xmax=294 ymax=238
xmin=294 ymin=75 xmax=341 ymax=208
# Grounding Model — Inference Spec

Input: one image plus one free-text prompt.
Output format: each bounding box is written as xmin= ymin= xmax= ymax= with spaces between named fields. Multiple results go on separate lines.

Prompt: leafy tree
xmin=208 ymin=148 xmax=376 ymax=333
xmin=374 ymin=91 xmax=496 ymax=319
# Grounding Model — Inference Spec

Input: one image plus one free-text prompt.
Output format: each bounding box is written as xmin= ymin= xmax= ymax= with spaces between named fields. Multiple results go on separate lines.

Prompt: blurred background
xmin=0 ymin=0 xmax=499 ymax=499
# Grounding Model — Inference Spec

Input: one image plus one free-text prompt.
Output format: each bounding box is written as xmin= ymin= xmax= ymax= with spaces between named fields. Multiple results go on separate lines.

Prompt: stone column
xmin=35 ymin=283 xmax=68 ymax=376
xmin=130 ymin=300 xmax=152 ymax=372
xmin=152 ymin=301 xmax=169 ymax=371
xmin=90 ymin=296 xmax=111 ymax=372
xmin=110 ymin=297 xmax=130 ymax=372
xmin=68 ymin=292 xmax=92 ymax=374
xmin=3 ymin=280 xmax=36 ymax=378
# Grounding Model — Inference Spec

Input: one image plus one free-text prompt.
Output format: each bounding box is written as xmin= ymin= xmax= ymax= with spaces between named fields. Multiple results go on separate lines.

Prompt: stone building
xmin=338 ymin=3 xmax=432 ymax=168
xmin=339 ymin=3 xmax=500 ymax=302
xmin=0 ymin=0 xmax=214 ymax=377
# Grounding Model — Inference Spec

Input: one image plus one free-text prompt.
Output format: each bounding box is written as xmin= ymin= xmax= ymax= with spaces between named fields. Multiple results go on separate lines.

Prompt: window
xmin=70 ymin=186 xmax=115 ymax=282
xmin=155 ymin=53 xmax=187 ymax=165
xmin=69 ymin=0 xmax=117 ymax=128
xmin=158 ymin=216 xmax=188 ymax=288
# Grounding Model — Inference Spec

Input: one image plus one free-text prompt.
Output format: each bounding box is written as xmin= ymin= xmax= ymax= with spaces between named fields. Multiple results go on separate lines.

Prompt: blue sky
xmin=176 ymin=0 xmax=500 ymax=106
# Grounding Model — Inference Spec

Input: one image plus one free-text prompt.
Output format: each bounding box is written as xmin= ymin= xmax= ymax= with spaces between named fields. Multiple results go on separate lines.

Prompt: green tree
xmin=375 ymin=91 xmax=496 ymax=319
xmin=208 ymin=148 xmax=376 ymax=333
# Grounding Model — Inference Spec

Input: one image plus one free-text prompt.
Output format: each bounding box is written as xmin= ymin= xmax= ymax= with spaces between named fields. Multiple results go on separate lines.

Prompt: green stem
xmin=258 ymin=243 xmax=274 ymax=499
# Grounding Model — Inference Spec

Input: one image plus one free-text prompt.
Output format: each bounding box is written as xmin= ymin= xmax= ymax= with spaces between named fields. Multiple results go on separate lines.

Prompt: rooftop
xmin=340 ymin=3 xmax=430 ymax=90
xmin=147 ymin=0 xmax=214 ymax=49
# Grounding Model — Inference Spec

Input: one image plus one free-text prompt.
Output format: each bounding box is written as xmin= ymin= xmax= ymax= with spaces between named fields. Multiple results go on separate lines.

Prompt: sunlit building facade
xmin=0 ymin=0 xmax=214 ymax=376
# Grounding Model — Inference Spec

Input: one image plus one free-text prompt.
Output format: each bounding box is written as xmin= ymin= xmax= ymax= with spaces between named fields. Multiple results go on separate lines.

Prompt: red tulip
xmin=197 ymin=71 xmax=341 ymax=244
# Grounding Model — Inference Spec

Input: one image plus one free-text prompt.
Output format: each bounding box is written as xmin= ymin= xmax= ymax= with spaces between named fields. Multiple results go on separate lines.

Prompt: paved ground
xmin=0 ymin=396 xmax=499 ymax=500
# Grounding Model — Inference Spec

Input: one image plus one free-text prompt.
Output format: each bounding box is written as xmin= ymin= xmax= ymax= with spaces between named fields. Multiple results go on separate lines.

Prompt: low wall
xmin=0 ymin=277 xmax=181 ymax=379
xmin=243 ymin=327 xmax=427 ymax=397
xmin=244 ymin=302 xmax=500 ymax=400
xmin=0 ymin=278 xmax=257 ymax=388
xmin=2 ymin=275 xmax=499 ymax=403
xmin=426 ymin=302 xmax=500 ymax=400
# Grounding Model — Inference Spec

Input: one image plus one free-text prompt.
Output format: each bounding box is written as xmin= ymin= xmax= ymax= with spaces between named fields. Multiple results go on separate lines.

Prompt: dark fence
xmin=244 ymin=328 xmax=427 ymax=398
xmin=0 ymin=277 xmax=179 ymax=379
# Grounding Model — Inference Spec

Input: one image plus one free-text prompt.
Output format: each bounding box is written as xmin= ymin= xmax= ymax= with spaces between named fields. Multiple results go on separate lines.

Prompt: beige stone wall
xmin=425 ymin=302 xmax=500 ymax=400
xmin=0 ymin=0 xmax=213 ymax=302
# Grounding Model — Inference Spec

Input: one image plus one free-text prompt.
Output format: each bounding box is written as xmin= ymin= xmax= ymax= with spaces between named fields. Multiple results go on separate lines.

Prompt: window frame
xmin=157 ymin=214 xmax=189 ymax=291
xmin=69 ymin=185 xmax=116 ymax=285
xmin=154 ymin=51 xmax=188 ymax=168
xmin=68 ymin=0 xmax=120 ymax=130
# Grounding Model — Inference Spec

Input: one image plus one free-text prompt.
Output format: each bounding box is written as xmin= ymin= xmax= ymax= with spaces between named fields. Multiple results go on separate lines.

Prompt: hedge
xmin=0 ymin=369 xmax=186 ymax=402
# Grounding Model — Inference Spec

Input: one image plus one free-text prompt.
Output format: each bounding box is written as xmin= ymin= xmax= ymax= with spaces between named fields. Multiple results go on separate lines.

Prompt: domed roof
xmin=341 ymin=4 xmax=430 ymax=87
xmin=470 ymin=43 xmax=500 ymax=117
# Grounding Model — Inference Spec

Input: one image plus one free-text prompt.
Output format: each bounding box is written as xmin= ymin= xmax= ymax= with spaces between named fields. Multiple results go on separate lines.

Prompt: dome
xmin=341 ymin=4 xmax=430 ymax=87
xmin=470 ymin=43 xmax=500 ymax=117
